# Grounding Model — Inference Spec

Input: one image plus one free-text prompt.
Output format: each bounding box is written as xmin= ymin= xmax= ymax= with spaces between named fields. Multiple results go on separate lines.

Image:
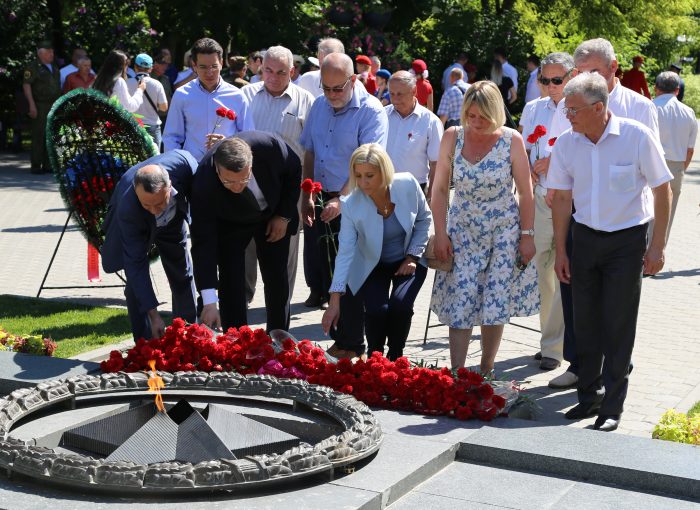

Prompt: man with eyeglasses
xmin=300 ymin=52 xmax=388 ymax=359
xmin=163 ymin=38 xmax=255 ymax=160
xmin=519 ymin=53 xmax=577 ymax=378
xmin=548 ymin=73 xmax=672 ymax=433
xmin=102 ymin=150 xmax=199 ymax=342
xmin=190 ymin=132 xmax=301 ymax=333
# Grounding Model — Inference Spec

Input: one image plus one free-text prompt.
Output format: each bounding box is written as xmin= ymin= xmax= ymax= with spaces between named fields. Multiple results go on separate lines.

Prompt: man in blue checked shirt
xmin=163 ymin=38 xmax=254 ymax=160
xmin=299 ymin=52 xmax=388 ymax=359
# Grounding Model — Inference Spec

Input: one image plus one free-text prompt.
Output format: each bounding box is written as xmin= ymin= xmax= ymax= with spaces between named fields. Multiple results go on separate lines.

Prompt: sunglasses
xmin=320 ymin=76 xmax=352 ymax=94
xmin=538 ymin=70 xmax=571 ymax=86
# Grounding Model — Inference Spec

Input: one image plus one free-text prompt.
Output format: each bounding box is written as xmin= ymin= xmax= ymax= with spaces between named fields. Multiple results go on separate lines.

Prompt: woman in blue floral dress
xmin=430 ymin=81 xmax=539 ymax=374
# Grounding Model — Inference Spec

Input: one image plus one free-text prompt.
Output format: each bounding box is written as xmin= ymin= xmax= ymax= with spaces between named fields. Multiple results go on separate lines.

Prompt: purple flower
xmin=77 ymin=6 xmax=86 ymax=14
xmin=149 ymin=28 xmax=158 ymax=36
xmin=7 ymin=11 xmax=17 ymax=21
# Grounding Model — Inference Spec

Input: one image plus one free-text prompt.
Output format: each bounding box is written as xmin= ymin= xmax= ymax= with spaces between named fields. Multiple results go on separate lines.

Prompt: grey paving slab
xmin=458 ymin=425 xmax=700 ymax=499
xmin=0 ymin=350 xmax=100 ymax=395
xmin=553 ymin=481 xmax=700 ymax=510
xmin=368 ymin=408 xmax=482 ymax=444
xmin=389 ymin=491 xmax=511 ymax=510
xmin=404 ymin=461 xmax=575 ymax=510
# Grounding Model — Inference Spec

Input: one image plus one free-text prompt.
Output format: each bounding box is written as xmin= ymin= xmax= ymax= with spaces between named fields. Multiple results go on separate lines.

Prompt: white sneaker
xmin=548 ymin=371 xmax=578 ymax=389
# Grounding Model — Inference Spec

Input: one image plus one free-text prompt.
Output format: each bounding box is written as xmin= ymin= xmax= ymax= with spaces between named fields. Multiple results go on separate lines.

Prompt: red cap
xmin=411 ymin=59 xmax=427 ymax=73
xmin=355 ymin=55 xmax=372 ymax=66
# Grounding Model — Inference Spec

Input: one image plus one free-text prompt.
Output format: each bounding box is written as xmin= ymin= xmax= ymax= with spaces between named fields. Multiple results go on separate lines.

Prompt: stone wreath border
xmin=0 ymin=371 xmax=383 ymax=493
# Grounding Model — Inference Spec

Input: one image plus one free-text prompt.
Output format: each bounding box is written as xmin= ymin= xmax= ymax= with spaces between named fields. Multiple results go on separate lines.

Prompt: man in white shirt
xmin=524 ymin=55 xmax=541 ymax=104
xmin=241 ymin=45 xmax=315 ymax=307
xmin=127 ymin=53 xmax=168 ymax=151
xmin=653 ymin=71 xmax=698 ymax=240
xmin=549 ymin=73 xmax=672 ymax=433
xmin=523 ymin=52 xmax=576 ymax=376
xmin=494 ymin=47 xmax=518 ymax=97
xmin=297 ymin=38 xmax=367 ymax=98
xmin=385 ymin=71 xmax=443 ymax=198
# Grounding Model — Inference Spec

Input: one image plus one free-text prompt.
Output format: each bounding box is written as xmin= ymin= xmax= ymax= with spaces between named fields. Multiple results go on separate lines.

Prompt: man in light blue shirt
xmin=299 ymin=52 xmax=387 ymax=358
xmin=163 ymin=38 xmax=254 ymax=161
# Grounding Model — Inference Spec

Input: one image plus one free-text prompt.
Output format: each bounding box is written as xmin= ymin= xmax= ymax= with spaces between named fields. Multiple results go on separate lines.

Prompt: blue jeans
xmin=145 ymin=124 xmax=162 ymax=153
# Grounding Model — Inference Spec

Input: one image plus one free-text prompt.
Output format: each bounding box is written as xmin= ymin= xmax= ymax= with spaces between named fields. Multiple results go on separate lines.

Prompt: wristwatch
xmin=520 ymin=229 xmax=535 ymax=236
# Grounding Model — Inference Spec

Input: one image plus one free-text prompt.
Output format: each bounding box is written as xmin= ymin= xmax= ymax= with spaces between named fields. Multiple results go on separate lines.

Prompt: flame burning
xmin=147 ymin=359 xmax=165 ymax=412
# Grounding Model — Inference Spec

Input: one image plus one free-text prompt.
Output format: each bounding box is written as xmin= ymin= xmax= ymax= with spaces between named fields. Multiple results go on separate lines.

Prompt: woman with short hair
xmin=322 ymin=144 xmax=432 ymax=360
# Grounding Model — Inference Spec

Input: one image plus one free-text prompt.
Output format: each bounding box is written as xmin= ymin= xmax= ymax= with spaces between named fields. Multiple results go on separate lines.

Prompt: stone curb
xmin=69 ymin=336 xmax=134 ymax=363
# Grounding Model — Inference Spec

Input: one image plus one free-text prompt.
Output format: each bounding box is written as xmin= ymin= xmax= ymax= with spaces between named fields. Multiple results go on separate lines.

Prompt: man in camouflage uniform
xmin=22 ymin=40 xmax=61 ymax=174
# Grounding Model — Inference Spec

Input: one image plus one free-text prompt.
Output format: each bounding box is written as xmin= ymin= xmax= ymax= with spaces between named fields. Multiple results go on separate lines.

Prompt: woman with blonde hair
xmin=430 ymin=81 xmax=538 ymax=374
xmin=322 ymin=144 xmax=432 ymax=360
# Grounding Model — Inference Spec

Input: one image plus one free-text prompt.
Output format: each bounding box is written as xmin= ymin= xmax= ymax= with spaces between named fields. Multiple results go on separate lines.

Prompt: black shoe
xmin=540 ymin=357 xmax=561 ymax=370
xmin=304 ymin=289 xmax=321 ymax=307
xmin=534 ymin=351 xmax=542 ymax=360
xmin=593 ymin=414 xmax=620 ymax=432
xmin=30 ymin=166 xmax=43 ymax=175
xmin=565 ymin=403 xmax=601 ymax=420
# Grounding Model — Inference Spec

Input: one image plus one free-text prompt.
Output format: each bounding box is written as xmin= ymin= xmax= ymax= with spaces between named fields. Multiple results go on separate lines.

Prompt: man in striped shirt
xmin=241 ymin=46 xmax=315 ymax=306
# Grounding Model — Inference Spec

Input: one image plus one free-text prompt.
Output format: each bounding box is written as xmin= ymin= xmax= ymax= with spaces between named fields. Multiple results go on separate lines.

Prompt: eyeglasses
xmin=196 ymin=64 xmax=220 ymax=72
xmin=562 ymin=103 xmax=598 ymax=117
xmin=320 ymin=76 xmax=352 ymax=93
xmin=216 ymin=164 xmax=251 ymax=187
xmin=539 ymin=70 xmax=571 ymax=86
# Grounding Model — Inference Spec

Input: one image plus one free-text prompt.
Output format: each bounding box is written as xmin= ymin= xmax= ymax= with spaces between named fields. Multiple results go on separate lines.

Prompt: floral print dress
xmin=430 ymin=126 xmax=539 ymax=329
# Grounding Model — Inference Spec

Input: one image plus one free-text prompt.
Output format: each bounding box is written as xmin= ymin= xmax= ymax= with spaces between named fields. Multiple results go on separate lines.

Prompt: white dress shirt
xmin=298 ymin=70 xmax=322 ymax=98
xmin=241 ymin=81 xmax=314 ymax=159
xmin=525 ymin=69 xmax=540 ymax=104
xmin=502 ymin=61 xmax=518 ymax=90
xmin=548 ymin=114 xmax=672 ymax=232
xmin=385 ymin=102 xmax=444 ymax=184
xmin=521 ymin=97 xmax=557 ymax=190
xmin=652 ymin=94 xmax=698 ymax=162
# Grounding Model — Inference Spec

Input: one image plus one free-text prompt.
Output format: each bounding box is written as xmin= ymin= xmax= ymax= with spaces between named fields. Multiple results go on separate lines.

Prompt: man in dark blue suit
xmin=191 ymin=131 xmax=301 ymax=332
xmin=102 ymin=150 xmax=198 ymax=340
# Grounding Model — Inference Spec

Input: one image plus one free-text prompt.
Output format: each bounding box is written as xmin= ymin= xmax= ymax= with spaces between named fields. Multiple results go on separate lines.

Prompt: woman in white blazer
xmin=322 ymin=144 xmax=432 ymax=360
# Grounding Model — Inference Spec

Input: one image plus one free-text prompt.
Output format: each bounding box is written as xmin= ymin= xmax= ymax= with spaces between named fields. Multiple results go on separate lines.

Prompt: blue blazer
xmin=330 ymin=173 xmax=432 ymax=295
xmin=101 ymin=149 xmax=197 ymax=312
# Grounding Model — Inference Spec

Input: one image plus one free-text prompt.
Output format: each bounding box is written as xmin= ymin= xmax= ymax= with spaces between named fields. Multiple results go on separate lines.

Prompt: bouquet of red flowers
xmin=527 ymin=124 xmax=547 ymax=160
xmin=212 ymin=106 xmax=237 ymax=134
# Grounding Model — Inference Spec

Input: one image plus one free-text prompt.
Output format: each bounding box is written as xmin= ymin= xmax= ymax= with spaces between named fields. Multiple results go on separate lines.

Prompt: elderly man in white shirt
xmin=241 ymin=45 xmax=315 ymax=306
xmin=653 ymin=71 xmax=698 ymax=239
xmin=522 ymin=52 xmax=576 ymax=375
xmin=385 ymin=71 xmax=443 ymax=199
xmin=549 ymin=73 xmax=672 ymax=433
xmin=298 ymin=38 xmax=344 ymax=99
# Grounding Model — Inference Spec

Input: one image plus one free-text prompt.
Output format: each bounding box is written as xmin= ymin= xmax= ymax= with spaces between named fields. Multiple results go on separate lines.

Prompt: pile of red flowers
xmin=101 ymin=319 xmax=507 ymax=421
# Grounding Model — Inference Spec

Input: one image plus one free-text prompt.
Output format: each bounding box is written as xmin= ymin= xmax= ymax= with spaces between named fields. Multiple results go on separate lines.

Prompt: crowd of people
xmin=19 ymin=33 xmax=697 ymax=433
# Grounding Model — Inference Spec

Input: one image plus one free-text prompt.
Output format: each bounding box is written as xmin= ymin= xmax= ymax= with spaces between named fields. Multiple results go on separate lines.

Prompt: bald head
xmin=134 ymin=164 xmax=170 ymax=193
xmin=321 ymin=53 xmax=354 ymax=76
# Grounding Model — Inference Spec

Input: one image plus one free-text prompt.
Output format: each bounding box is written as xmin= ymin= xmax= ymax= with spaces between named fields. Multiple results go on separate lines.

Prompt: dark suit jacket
xmin=190 ymin=130 xmax=301 ymax=292
xmin=101 ymin=149 xmax=198 ymax=312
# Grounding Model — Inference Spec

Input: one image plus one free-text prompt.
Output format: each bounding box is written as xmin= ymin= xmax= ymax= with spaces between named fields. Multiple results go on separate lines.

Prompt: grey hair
xmin=563 ymin=72 xmax=609 ymax=108
xmin=389 ymin=70 xmax=416 ymax=88
xmin=370 ymin=56 xmax=380 ymax=65
xmin=318 ymin=38 xmax=345 ymax=57
xmin=214 ymin=137 xmax=253 ymax=173
xmin=655 ymin=71 xmax=681 ymax=93
xmin=541 ymin=52 xmax=575 ymax=73
xmin=264 ymin=45 xmax=293 ymax=68
xmin=574 ymin=38 xmax=616 ymax=67
xmin=450 ymin=67 xmax=464 ymax=79
xmin=134 ymin=164 xmax=170 ymax=193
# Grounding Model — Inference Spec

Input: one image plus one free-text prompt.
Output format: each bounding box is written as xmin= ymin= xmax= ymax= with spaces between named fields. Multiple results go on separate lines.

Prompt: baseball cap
xmin=134 ymin=53 xmax=153 ymax=68
xmin=376 ymin=69 xmax=391 ymax=80
xmin=411 ymin=59 xmax=427 ymax=73
xmin=308 ymin=56 xmax=320 ymax=67
xmin=356 ymin=55 xmax=372 ymax=66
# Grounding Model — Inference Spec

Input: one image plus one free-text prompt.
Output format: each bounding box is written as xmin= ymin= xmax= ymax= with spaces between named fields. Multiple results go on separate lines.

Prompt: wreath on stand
xmin=46 ymin=88 xmax=158 ymax=251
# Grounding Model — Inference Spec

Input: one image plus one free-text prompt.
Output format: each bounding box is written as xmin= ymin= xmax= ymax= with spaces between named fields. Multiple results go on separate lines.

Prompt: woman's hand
xmin=137 ymin=79 xmax=147 ymax=91
xmin=518 ymin=235 xmax=536 ymax=265
xmin=321 ymin=294 xmax=342 ymax=335
xmin=395 ymin=258 xmax=417 ymax=276
xmin=435 ymin=232 xmax=453 ymax=262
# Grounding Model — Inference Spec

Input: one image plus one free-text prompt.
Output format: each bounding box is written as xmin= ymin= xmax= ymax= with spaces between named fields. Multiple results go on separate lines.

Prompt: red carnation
xmin=300 ymin=178 xmax=315 ymax=194
xmin=225 ymin=109 xmax=237 ymax=121
xmin=533 ymin=124 xmax=547 ymax=137
xmin=215 ymin=106 xmax=228 ymax=117
xmin=526 ymin=134 xmax=537 ymax=144
xmin=548 ymin=137 xmax=557 ymax=147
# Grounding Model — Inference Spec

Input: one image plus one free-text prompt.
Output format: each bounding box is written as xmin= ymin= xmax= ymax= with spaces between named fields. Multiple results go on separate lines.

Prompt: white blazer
xmin=330 ymin=173 xmax=432 ymax=295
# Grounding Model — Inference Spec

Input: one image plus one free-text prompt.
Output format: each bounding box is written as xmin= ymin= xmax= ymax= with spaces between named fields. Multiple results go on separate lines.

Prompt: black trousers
xmin=217 ymin=218 xmax=290 ymax=332
xmin=125 ymin=218 xmax=197 ymax=340
xmin=360 ymin=260 xmax=427 ymax=360
xmin=571 ymin=223 xmax=646 ymax=415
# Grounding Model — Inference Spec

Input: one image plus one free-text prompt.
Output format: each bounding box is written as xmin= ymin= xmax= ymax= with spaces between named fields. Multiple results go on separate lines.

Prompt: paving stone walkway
xmin=1 ymin=139 xmax=698 ymax=438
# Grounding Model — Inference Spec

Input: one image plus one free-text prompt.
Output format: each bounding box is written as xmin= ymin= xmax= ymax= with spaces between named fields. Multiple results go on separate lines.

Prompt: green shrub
xmin=652 ymin=408 xmax=700 ymax=445
xmin=680 ymin=74 xmax=700 ymax=118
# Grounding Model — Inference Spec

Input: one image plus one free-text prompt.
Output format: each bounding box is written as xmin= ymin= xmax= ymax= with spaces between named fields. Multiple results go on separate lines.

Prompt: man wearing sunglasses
xmin=520 ymin=52 xmax=577 ymax=377
xmin=548 ymin=73 xmax=672 ymax=433
xmin=190 ymin=132 xmax=301 ymax=333
xmin=300 ymin=52 xmax=388 ymax=359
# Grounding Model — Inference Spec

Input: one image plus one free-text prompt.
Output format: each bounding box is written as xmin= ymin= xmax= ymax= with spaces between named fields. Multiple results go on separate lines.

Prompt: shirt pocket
xmin=609 ymin=164 xmax=636 ymax=193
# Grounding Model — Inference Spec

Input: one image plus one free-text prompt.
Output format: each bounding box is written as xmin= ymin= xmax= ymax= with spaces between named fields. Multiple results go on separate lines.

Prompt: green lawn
xmin=0 ymin=295 xmax=132 ymax=358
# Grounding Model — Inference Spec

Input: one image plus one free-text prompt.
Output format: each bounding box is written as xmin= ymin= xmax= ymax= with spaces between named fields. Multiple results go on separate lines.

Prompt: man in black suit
xmin=191 ymin=131 xmax=301 ymax=331
xmin=102 ymin=150 xmax=198 ymax=340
